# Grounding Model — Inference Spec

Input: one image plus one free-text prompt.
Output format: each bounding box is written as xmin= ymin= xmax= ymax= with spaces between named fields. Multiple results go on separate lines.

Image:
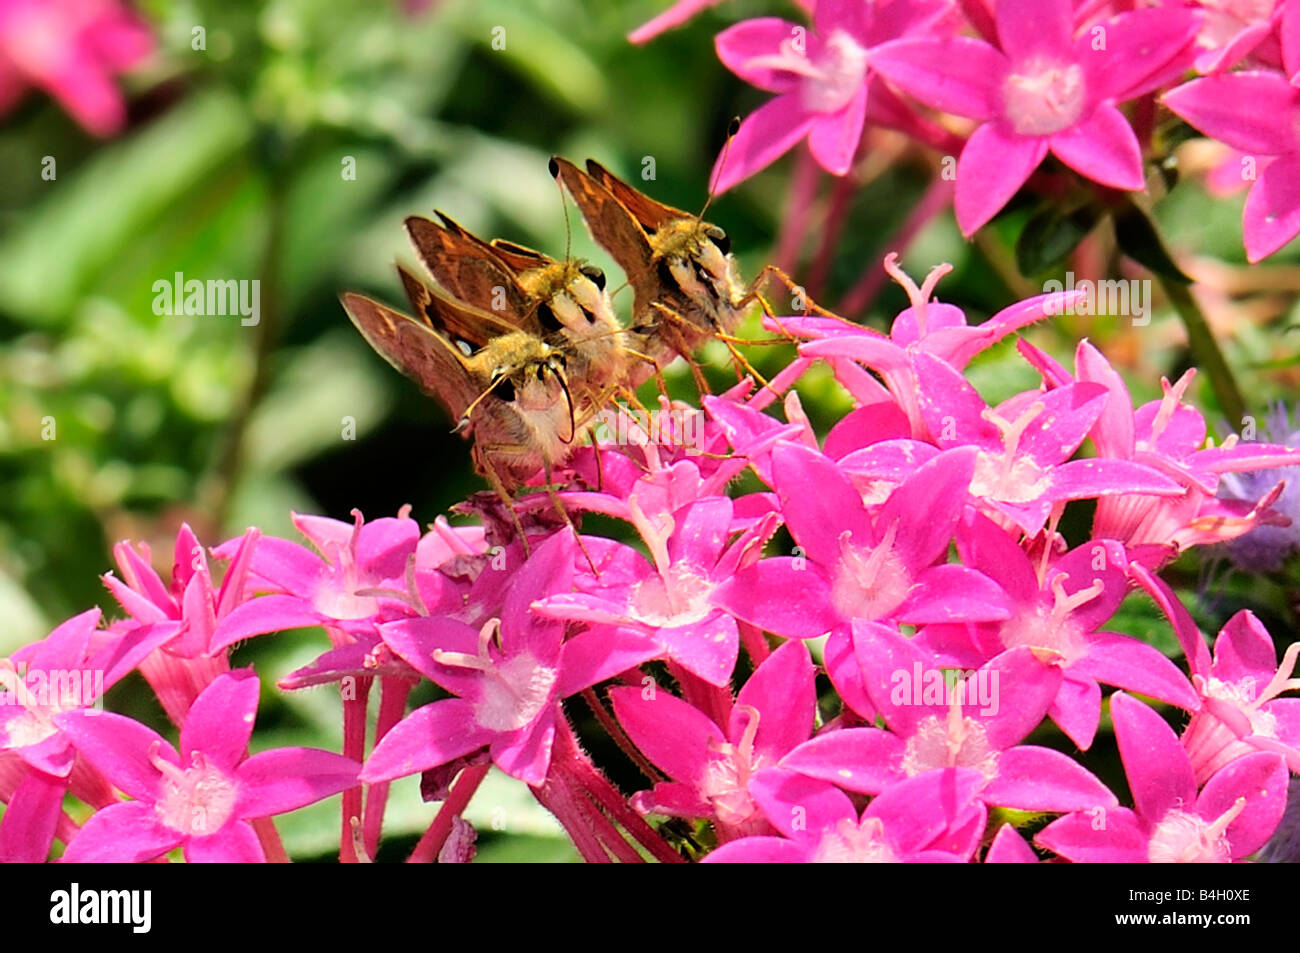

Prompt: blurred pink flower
xmin=1165 ymin=70 xmax=1300 ymax=261
xmin=0 ymin=0 xmax=153 ymax=136
xmin=711 ymin=0 xmax=948 ymax=191
xmin=870 ymin=0 xmax=1201 ymax=233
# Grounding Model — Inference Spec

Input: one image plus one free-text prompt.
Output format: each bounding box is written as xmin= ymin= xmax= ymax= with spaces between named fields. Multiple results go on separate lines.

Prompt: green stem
xmin=1156 ymin=274 xmax=1246 ymax=426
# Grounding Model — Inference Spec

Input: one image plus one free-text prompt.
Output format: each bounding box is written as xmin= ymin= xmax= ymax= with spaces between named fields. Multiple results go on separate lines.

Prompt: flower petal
xmin=235 ymin=748 xmax=360 ymax=818
xmin=711 ymin=95 xmax=816 ymax=194
xmin=360 ymin=699 xmax=491 ymax=784
xmin=1048 ymin=104 xmax=1145 ymax=191
xmin=954 ymin=122 xmax=1047 ymax=235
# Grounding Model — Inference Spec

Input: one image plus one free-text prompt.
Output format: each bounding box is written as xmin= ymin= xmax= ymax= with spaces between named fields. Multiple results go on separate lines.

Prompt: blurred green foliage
xmin=2 ymin=0 xmax=1298 ymax=861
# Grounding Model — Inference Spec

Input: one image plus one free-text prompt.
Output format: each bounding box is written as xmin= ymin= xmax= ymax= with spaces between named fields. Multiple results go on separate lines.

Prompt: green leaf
xmin=0 ymin=90 xmax=253 ymax=325
xmin=1015 ymin=203 xmax=1101 ymax=277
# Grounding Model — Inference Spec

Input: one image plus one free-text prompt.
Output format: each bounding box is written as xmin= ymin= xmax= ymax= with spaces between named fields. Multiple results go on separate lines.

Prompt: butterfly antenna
xmin=456 ymin=377 xmax=508 ymax=433
xmin=549 ymin=158 xmax=573 ymax=264
xmin=695 ymin=116 xmax=740 ymax=228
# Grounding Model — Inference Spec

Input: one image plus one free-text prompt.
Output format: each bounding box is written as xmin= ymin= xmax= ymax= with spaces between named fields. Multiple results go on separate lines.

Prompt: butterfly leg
xmin=540 ymin=459 xmax=599 ymax=575
xmin=647 ymin=302 xmax=717 ymax=394
xmin=475 ymin=445 xmax=535 ymax=558
xmin=748 ymin=264 xmax=853 ymax=325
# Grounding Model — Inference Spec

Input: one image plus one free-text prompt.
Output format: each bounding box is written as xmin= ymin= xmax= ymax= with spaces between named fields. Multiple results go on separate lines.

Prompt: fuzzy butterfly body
xmin=406 ymin=211 xmax=630 ymax=401
xmin=340 ymin=276 xmax=576 ymax=494
xmin=551 ymin=156 xmax=748 ymax=383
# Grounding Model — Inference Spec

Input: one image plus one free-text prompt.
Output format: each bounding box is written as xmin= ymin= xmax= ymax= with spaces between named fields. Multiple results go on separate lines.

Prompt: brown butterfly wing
xmin=405 ymin=215 xmax=532 ymax=320
xmin=396 ymin=266 xmax=526 ymax=347
xmin=552 ymin=157 xmax=657 ymax=308
xmin=583 ymin=158 xmax=689 ymax=233
xmin=340 ymin=291 xmax=483 ymax=422
xmin=484 ymin=238 xmax=553 ymax=274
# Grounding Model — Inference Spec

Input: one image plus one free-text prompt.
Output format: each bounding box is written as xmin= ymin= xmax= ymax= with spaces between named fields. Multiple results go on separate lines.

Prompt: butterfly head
xmin=650 ymin=217 xmax=745 ymax=319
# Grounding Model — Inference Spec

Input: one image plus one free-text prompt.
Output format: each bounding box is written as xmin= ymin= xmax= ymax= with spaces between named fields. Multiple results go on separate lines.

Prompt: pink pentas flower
xmin=1036 ymin=692 xmax=1289 ymax=862
xmin=1 ymin=609 xmax=176 ymax=777
xmin=703 ymin=766 xmax=988 ymax=862
xmin=1182 ymin=611 xmax=1300 ymax=781
xmin=869 ymin=0 xmax=1201 ymax=233
xmin=783 ymin=624 xmax=1118 ymax=813
xmin=0 ymin=0 xmax=153 ymax=136
xmin=790 ymin=257 xmax=1084 ymax=439
xmin=0 ymin=610 xmax=173 ymax=862
xmin=1135 ymin=569 xmax=1300 ymax=782
xmin=917 ymin=513 xmax=1198 ymax=749
xmin=1025 ymin=340 xmax=1300 ymax=558
xmin=713 ymin=441 xmax=1011 ymax=641
xmin=533 ymin=494 xmax=778 ymax=687
xmin=56 ymin=670 xmax=361 ymax=862
xmin=212 ymin=508 xmax=422 ymax=651
xmin=361 ymin=530 xmax=658 ymax=787
xmin=843 ymin=351 xmax=1183 ymax=536
xmin=104 ymin=524 xmax=259 ymax=724
xmin=1191 ymin=0 xmax=1286 ymax=74
xmin=711 ymin=0 xmax=949 ymax=190
xmin=609 ymin=640 xmax=816 ymax=837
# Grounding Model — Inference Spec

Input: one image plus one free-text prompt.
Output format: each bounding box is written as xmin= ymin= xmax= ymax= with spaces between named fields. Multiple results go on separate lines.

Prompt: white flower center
xmin=969 ymin=401 xmax=1052 ymax=503
xmin=1002 ymin=58 xmax=1086 ymax=137
xmin=746 ymin=29 xmax=869 ymax=115
xmin=631 ymin=564 xmax=715 ymax=628
xmin=435 ymin=622 xmax=558 ymax=733
xmin=698 ymin=706 xmax=764 ymax=826
xmin=152 ymin=746 xmax=238 ymax=836
xmin=902 ymin=710 xmax=1001 ymax=780
xmin=830 ymin=522 xmax=913 ymax=622
xmin=998 ymin=574 xmax=1100 ymax=665
xmin=1147 ymin=801 xmax=1245 ymax=863
xmin=810 ymin=816 xmax=901 ymax=863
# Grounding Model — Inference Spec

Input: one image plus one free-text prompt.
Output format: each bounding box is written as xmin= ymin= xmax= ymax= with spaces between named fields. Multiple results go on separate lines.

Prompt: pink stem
xmin=581 ymin=687 xmax=662 ymax=783
xmin=839 ymin=177 xmax=954 ymax=316
xmin=364 ymin=676 xmax=414 ymax=859
xmin=531 ymin=776 xmax=611 ymax=863
xmin=807 ymin=173 xmax=858 ymax=298
xmin=407 ymin=763 xmax=491 ymax=863
xmin=774 ymin=145 xmax=821 ymax=272
xmin=558 ymin=769 xmax=644 ymax=863
xmin=252 ymin=817 xmax=290 ymax=863
xmin=557 ymin=719 xmax=685 ymax=864
xmin=339 ymin=674 xmax=373 ymax=863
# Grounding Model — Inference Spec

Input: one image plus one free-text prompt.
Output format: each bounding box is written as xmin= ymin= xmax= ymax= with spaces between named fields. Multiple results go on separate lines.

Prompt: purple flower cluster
xmin=4 ymin=260 xmax=1298 ymax=863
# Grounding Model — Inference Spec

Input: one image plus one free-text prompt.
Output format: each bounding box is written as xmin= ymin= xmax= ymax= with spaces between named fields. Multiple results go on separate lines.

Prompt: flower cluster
xmin=634 ymin=0 xmax=1300 ymax=261
xmin=4 ymin=257 xmax=1297 ymax=863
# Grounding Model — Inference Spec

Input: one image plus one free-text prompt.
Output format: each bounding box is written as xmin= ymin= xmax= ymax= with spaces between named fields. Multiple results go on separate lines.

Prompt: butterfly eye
xmin=455 ymin=339 xmax=474 ymax=357
xmin=705 ymin=225 xmax=731 ymax=255
xmin=580 ymin=265 xmax=606 ymax=291
xmin=536 ymin=301 xmax=563 ymax=333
